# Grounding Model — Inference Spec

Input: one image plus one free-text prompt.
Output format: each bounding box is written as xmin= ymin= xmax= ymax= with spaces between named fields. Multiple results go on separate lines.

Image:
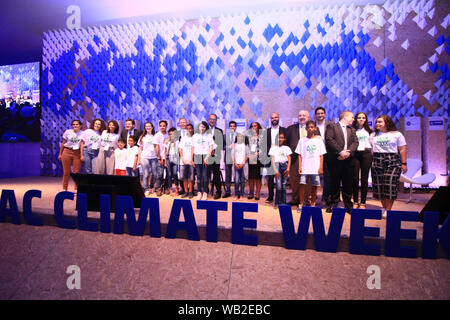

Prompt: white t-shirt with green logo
xmin=81 ymin=129 xmax=101 ymax=149
xmin=356 ymin=128 xmax=371 ymax=151
xmin=268 ymin=145 xmax=292 ymax=164
xmin=295 ymin=136 xmax=326 ymax=174
xmin=63 ymin=129 xmax=83 ymax=150
xmin=370 ymin=131 xmax=406 ymax=153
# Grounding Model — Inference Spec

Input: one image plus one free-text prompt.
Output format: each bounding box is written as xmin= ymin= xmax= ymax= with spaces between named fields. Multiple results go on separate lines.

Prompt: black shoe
xmin=214 ymin=193 xmax=221 ymax=200
xmin=288 ymin=201 xmax=299 ymax=206
xmin=222 ymin=192 xmax=231 ymax=198
xmin=180 ymin=193 xmax=188 ymax=198
xmin=326 ymin=207 xmax=334 ymax=213
xmin=265 ymin=197 xmax=273 ymax=203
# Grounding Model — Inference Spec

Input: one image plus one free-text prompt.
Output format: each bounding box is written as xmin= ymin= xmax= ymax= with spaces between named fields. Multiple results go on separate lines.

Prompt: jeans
xmin=141 ymin=158 xmax=160 ymax=191
xmin=126 ymin=167 xmax=139 ymax=177
xmin=167 ymin=160 xmax=179 ymax=188
xmin=195 ymin=159 xmax=209 ymax=193
xmin=83 ymin=146 xmax=99 ymax=174
xmin=275 ymin=162 xmax=288 ymax=205
xmin=234 ymin=166 xmax=245 ymax=197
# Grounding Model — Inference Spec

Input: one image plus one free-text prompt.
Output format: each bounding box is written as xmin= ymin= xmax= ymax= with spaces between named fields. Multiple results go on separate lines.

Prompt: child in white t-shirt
xmin=295 ymin=120 xmax=326 ymax=212
xmin=179 ymin=124 xmax=195 ymax=199
xmin=232 ymin=133 xmax=249 ymax=200
xmin=126 ymin=136 xmax=139 ymax=177
xmin=165 ymin=127 xmax=180 ymax=196
xmin=114 ymin=138 xmax=128 ymax=176
xmin=268 ymin=132 xmax=292 ymax=207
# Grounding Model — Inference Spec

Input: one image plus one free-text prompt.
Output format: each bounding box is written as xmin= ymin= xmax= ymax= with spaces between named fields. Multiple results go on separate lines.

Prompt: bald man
xmin=264 ymin=112 xmax=287 ymax=204
xmin=286 ymin=110 xmax=310 ymax=205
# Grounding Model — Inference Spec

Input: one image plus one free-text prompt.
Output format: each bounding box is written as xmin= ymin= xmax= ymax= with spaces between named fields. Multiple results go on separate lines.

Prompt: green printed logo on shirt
xmin=306 ymin=144 xmax=317 ymax=155
xmin=376 ymin=137 xmax=390 ymax=148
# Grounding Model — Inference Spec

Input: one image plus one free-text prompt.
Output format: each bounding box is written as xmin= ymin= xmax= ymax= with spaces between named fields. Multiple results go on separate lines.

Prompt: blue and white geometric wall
xmin=41 ymin=0 xmax=449 ymax=176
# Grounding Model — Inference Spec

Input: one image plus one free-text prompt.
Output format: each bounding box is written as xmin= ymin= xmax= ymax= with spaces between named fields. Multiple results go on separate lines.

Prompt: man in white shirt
xmin=224 ymin=121 xmax=237 ymax=198
xmin=265 ymin=112 xmax=287 ymax=204
xmin=314 ymin=107 xmax=331 ymax=206
xmin=207 ymin=113 xmax=224 ymax=199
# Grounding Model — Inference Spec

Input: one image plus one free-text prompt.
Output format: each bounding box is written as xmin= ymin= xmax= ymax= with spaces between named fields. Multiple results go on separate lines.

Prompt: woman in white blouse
xmin=370 ymin=115 xmax=408 ymax=217
xmin=58 ymin=120 xmax=84 ymax=191
xmin=95 ymin=120 xmax=120 ymax=175
xmin=351 ymin=112 xmax=373 ymax=209
xmin=193 ymin=121 xmax=216 ymax=200
xmin=137 ymin=122 xmax=160 ymax=197
xmin=80 ymin=118 xmax=106 ymax=174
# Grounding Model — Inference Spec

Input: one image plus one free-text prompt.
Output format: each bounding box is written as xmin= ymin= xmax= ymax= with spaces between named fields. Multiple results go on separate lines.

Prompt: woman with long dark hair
xmin=95 ymin=120 xmax=120 ymax=175
xmin=247 ymin=121 xmax=263 ymax=200
xmin=370 ymin=115 xmax=408 ymax=217
xmin=137 ymin=122 xmax=159 ymax=197
xmin=58 ymin=119 xmax=83 ymax=191
xmin=351 ymin=112 xmax=373 ymax=209
xmin=192 ymin=121 xmax=216 ymax=200
xmin=80 ymin=118 xmax=106 ymax=174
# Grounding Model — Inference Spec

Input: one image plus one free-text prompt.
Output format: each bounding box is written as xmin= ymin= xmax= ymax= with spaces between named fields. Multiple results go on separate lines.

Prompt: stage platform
xmin=0 ymin=176 xmax=449 ymax=300
xmin=0 ymin=176 xmax=443 ymax=251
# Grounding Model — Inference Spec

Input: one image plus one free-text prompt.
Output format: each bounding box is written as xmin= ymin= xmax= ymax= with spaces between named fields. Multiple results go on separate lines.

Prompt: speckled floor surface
xmin=0 ymin=177 xmax=449 ymax=300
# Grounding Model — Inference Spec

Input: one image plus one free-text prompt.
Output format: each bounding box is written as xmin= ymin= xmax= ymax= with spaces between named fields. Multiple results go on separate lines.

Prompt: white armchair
xmin=399 ymin=159 xmax=436 ymax=203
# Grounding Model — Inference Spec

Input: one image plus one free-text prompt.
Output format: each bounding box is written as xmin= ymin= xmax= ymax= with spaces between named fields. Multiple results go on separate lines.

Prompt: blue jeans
xmin=167 ymin=160 xmax=179 ymax=188
xmin=234 ymin=166 xmax=245 ymax=197
xmin=275 ymin=162 xmax=288 ymax=205
xmin=83 ymin=146 xmax=99 ymax=174
xmin=195 ymin=162 xmax=209 ymax=193
xmin=141 ymin=158 xmax=161 ymax=191
xmin=126 ymin=167 xmax=139 ymax=177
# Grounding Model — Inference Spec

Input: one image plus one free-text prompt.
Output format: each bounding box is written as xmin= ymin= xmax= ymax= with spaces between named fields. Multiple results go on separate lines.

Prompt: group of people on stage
xmin=59 ymin=107 xmax=408 ymax=217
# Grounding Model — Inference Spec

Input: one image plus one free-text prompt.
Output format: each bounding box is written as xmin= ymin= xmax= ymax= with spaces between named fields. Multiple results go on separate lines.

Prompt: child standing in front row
xmin=179 ymin=124 xmax=195 ymax=199
xmin=126 ymin=136 xmax=139 ymax=177
xmin=165 ymin=127 xmax=180 ymax=196
xmin=232 ymin=133 xmax=248 ymax=200
xmin=268 ymin=132 xmax=292 ymax=207
xmin=295 ymin=120 xmax=326 ymax=212
xmin=114 ymin=138 xmax=128 ymax=176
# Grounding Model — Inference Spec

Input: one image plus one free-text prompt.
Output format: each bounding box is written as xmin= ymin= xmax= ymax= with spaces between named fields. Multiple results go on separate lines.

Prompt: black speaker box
xmin=419 ymin=186 xmax=449 ymax=224
xmin=71 ymin=173 xmax=144 ymax=211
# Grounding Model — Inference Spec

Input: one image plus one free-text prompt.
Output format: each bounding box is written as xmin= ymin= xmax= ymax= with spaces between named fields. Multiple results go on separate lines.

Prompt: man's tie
xmin=300 ymin=125 xmax=307 ymax=138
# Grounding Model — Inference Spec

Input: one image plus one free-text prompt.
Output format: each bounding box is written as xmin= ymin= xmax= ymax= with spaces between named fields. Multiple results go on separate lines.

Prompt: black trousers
xmin=225 ymin=163 xmax=233 ymax=193
xmin=327 ymin=157 xmax=354 ymax=210
xmin=352 ymin=150 xmax=373 ymax=204
xmin=208 ymin=163 xmax=222 ymax=195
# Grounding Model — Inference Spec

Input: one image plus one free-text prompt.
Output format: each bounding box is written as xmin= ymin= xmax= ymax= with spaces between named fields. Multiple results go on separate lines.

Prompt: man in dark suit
xmin=207 ymin=113 xmax=224 ymax=199
xmin=286 ymin=110 xmax=310 ymax=205
xmin=121 ymin=119 xmax=142 ymax=147
xmin=324 ymin=111 xmax=359 ymax=213
xmin=223 ymin=120 xmax=237 ymax=198
xmin=314 ymin=107 xmax=332 ymax=206
xmin=264 ymin=112 xmax=287 ymax=204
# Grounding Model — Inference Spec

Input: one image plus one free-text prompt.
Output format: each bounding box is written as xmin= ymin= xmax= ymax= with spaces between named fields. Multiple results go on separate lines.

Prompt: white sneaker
xmin=196 ymin=192 xmax=202 ymax=200
xmin=201 ymin=192 xmax=207 ymax=200
xmin=144 ymin=191 xmax=150 ymax=197
xmin=382 ymin=209 xmax=387 ymax=219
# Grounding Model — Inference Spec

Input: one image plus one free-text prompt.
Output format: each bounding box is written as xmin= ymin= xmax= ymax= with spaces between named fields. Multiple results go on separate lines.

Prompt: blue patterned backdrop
xmin=41 ymin=1 xmax=449 ymax=177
